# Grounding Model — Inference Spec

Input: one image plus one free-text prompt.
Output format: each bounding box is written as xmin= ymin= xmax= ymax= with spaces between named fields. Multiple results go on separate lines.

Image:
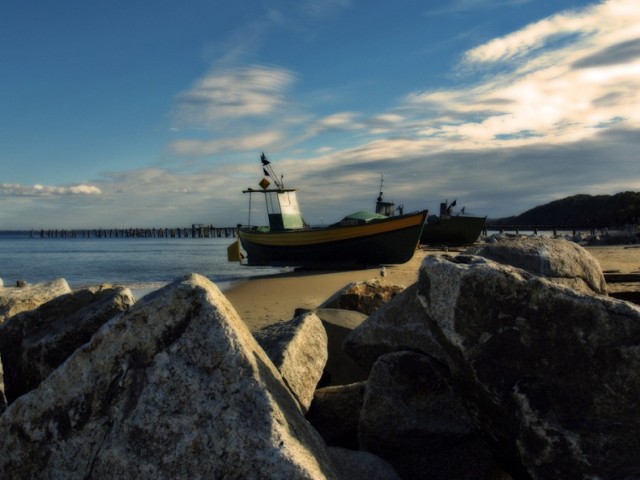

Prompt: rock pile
xmin=1 ymin=236 xmax=639 ymax=479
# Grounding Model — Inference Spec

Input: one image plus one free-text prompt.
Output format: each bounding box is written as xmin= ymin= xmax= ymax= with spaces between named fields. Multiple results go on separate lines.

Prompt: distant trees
xmin=493 ymin=192 xmax=640 ymax=227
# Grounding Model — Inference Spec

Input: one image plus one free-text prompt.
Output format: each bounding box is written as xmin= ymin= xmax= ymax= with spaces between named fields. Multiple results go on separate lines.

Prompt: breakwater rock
xmin=1 ymin=237 xmax=639 ymax=479
xmin=0 ymin=274 xmax=342 ymax=479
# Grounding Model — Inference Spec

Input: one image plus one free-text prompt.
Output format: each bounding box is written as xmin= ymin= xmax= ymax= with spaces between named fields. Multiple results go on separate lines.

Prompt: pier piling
xmin=31 ymin=225 xmax=238 ymax=239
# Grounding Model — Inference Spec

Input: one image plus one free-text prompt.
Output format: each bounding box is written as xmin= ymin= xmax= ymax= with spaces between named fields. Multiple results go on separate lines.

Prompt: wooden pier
xmin=484 ymin=224 xmax=605 ymax=237
xmin=31 ymin=224 xmax=238 ymax=239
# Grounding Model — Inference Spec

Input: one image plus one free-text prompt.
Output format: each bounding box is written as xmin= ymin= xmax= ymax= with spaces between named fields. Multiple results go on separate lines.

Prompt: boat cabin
xmin=243 ymin=187 xmax=308 ymax=232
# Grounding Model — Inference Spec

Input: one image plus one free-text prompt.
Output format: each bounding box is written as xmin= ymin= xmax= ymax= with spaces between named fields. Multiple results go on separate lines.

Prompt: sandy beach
xmin=224 ymin=247 xmax=434 ymax=331
xmin=583 ymin=245 xmax=640 ymax=274
xmin=224 ymin=244 xmax=640 ymax=331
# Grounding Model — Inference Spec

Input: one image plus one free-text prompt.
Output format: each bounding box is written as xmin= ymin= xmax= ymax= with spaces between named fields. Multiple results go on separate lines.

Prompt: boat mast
xmin=261 ymin=152 xmax=283 ymax=189
xmin=376 ymin=174 xmax=398 ymax=216
xmin=377 ymin=174 xmax=384 ymax=205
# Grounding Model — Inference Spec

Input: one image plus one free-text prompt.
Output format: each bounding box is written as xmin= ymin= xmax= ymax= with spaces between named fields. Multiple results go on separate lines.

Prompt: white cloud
xmin=170 ymin=131 xmax=283 ymax=156
xmin=0 ymin=183 xmax=102 ymax=197
xmin=312 ymin=112 xmax=362 ymax=132
xmin=173 ymin=65 xmax=296 ymax=129
xmin=463 ymin=11 xmax=591 ymax=64
xmin=405 ymin=0 xmax=640 ymax=149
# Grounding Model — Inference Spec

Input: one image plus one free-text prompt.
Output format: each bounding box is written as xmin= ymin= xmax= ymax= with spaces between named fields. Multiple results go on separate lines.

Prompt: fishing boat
xmin=232 ymin=154 xmax=428 ymax=268
xmin=371 ymin=176 xmax=485 ymax=247
xmin=420 ymin=200 xmax=487 ymax=246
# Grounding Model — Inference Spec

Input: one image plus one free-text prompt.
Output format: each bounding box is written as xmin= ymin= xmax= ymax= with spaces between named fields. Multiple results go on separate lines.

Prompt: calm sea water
xmin=0 ymin=231 xmax=282 ymax=292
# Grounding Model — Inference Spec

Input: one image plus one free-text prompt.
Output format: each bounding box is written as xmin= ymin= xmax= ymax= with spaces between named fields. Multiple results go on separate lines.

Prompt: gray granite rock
xmin=254 ymin=310 xmax=328 ymax=412
xmin=328 ymin=447 xmax=401 ymax=480
xmin=0 ymin=273 xmax=338 ymax=479
xmin=307 ymin=381 xmax=366 ymax=450
xmin=0 ymin=278 xmax=71 ymax=324
xmin=359 ymin=351 xmax=495 ymax=480
xmin=313 ymin=308 xmax=369 ymax=386
xmin=0 ymin=285 xmax=135 ymax=404
xmin=465 ymin=235 xmax=607 ymax=294
xmin=343 ymin=284 xmax=446 ymax=372
xmin=0 ymin=278 xmax=72 ymax=414
xmin=320 ymin=279 xmax=405 ymax=315
xmin=418 ymin=254 xmax=640 ymax=479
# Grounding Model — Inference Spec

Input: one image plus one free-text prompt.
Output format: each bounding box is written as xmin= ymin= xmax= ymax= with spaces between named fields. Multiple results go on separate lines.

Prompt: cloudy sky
xmin=1 ymin=0 xmax=639 ymax=229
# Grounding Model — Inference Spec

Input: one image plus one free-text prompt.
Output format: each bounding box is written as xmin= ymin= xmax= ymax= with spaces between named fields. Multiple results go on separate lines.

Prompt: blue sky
xmin=1 ymin=0 xmax=639 ymax=229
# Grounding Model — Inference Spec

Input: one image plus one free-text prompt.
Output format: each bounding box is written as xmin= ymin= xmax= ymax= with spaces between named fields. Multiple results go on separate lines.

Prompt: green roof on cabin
xmin=342 ymin=211 xmax=387 ymax=222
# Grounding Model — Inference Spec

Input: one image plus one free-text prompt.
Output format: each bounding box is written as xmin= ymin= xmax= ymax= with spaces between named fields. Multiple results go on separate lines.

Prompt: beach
xmin=224 ymin=244 xmax=640 ymax=331
xmin=224 ymin=247 xmax=432 ymax=331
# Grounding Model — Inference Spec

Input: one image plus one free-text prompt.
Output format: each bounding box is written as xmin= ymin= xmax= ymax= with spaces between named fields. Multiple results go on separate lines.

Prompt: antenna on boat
xmin=260 ymin=152 xmax=283 ymax=190
xmin=377 ymin=174 xmax=384 ymax=204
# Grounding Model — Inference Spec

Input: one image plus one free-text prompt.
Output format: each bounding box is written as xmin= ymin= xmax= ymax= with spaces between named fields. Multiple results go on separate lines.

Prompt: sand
xmin=224 ymin=248 xmax=435 ymax=331
xmin=224 ymin=244 xmax=640 ymax=331
xmin=583 ymin=245 xmax=640 ymax=274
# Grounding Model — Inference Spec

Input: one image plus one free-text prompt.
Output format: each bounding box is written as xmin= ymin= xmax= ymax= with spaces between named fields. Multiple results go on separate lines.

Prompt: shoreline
xmin=223 ymin=247 xmax=434 ymax=331
xmin=223 ymin=244 xmax=640 ymax=331
xmin=4 ymin=244 xmax=638 ymax=333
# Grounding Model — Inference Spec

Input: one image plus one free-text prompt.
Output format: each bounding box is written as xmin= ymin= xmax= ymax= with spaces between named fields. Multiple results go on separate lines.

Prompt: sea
xmin=0 ymin=231 xmax=283 ymax=294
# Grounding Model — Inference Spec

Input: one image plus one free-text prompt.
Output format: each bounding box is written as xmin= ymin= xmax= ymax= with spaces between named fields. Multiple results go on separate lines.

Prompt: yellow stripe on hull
xmin=239 ymin=211 xmax=425 ymax=247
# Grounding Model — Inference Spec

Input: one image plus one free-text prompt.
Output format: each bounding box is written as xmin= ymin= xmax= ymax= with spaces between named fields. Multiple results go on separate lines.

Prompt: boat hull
xmin=421 ymin=215 xmax=486 ymax=246
xmin=239 ymin=210 xmax=427 ymax=268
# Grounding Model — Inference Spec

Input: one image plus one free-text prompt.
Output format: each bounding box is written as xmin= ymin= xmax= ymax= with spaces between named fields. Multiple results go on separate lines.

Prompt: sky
xmin=1 ymin=0 xmax=639 ymax=229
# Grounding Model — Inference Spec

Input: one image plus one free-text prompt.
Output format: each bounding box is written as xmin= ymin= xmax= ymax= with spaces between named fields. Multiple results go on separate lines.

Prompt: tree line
xmin=492 ymin=191 xmax=640 ymax=227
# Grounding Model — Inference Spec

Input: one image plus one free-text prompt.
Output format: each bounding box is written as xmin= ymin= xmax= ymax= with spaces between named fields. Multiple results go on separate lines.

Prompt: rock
xmin=0 ymin=278 xmax=71 ymax=324
xmin=0 ymin=285 xmax=135 ymax=404
xmin=0 ymin=278 xmax=72 ymax=414
xmin=464 ymin=236 xmax=607 ymax=295
xmin=609 ymin=290 xmax=640 ymax=305
xmin=254 ymin=310 xmax=328 ymax=412
xmin=0 ymin=274 xmax=338 ymax=479
xmin=0 ymin=365 xmax=5 ymax=415
xmin=359 ymin=351 xmax=496 ymax=480
xmin=328 ymin=447 xmax=401 ymax=480
xmin=417 ymin=254 xmax=640 ymax=479
xmin=320 ymin=279 xmax=405 ymax=315
xmin=306 ymin=381 xmax=366 ymax=449
xmin=344 ymin=284 xmax=446 ymax=372
xmin=312 ymin=308 xmax=369 ymax=386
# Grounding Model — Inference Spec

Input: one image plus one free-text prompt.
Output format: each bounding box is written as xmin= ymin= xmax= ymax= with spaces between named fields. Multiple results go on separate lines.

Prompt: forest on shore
xmin=491 ymin=192 xmax=640 ymax=227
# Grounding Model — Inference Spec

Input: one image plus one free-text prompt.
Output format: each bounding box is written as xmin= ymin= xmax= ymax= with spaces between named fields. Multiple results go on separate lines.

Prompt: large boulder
xmin=328 ymin=447 xmax=401 ymax=480
xmin=312 ymin=308 xmax=369 ymax=386
xmin=320 ymin=279 xmax=405 ymax=315
xmin=254 ymin=310 xmax=328 ymax=412
xmin=465 ymin=236 xmax=607 ymax=295
xmin=306 ymin=381 xmax=367 ymax=450
xmin=359 ymin=351 xmax=496 ymax=480
xmin=0 ymin=278 xmax=72 ymax=414
xmin=417 ymin=254 xmax=640 ymax=479
xmin=0 ymin=274 xmax=338 ymax=479
xmin=0 ymin=278 xmax=71 ymax=323
xmin=0 ymin=285 xmax=135 ymax=404
xmin=0 ymin=365 xmax=5 ymax=414
xmin=343 ymin=284 xmax=446 ymax=372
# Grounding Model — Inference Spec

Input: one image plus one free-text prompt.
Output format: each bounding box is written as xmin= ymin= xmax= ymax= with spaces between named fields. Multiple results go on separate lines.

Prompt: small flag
xmin=263 ymin=168 xmax=270 ymax=176
xmin=261 ymin=153 xmax=270 ymax=165
xmin=450 ymin=199 xmax=457 ymax=208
